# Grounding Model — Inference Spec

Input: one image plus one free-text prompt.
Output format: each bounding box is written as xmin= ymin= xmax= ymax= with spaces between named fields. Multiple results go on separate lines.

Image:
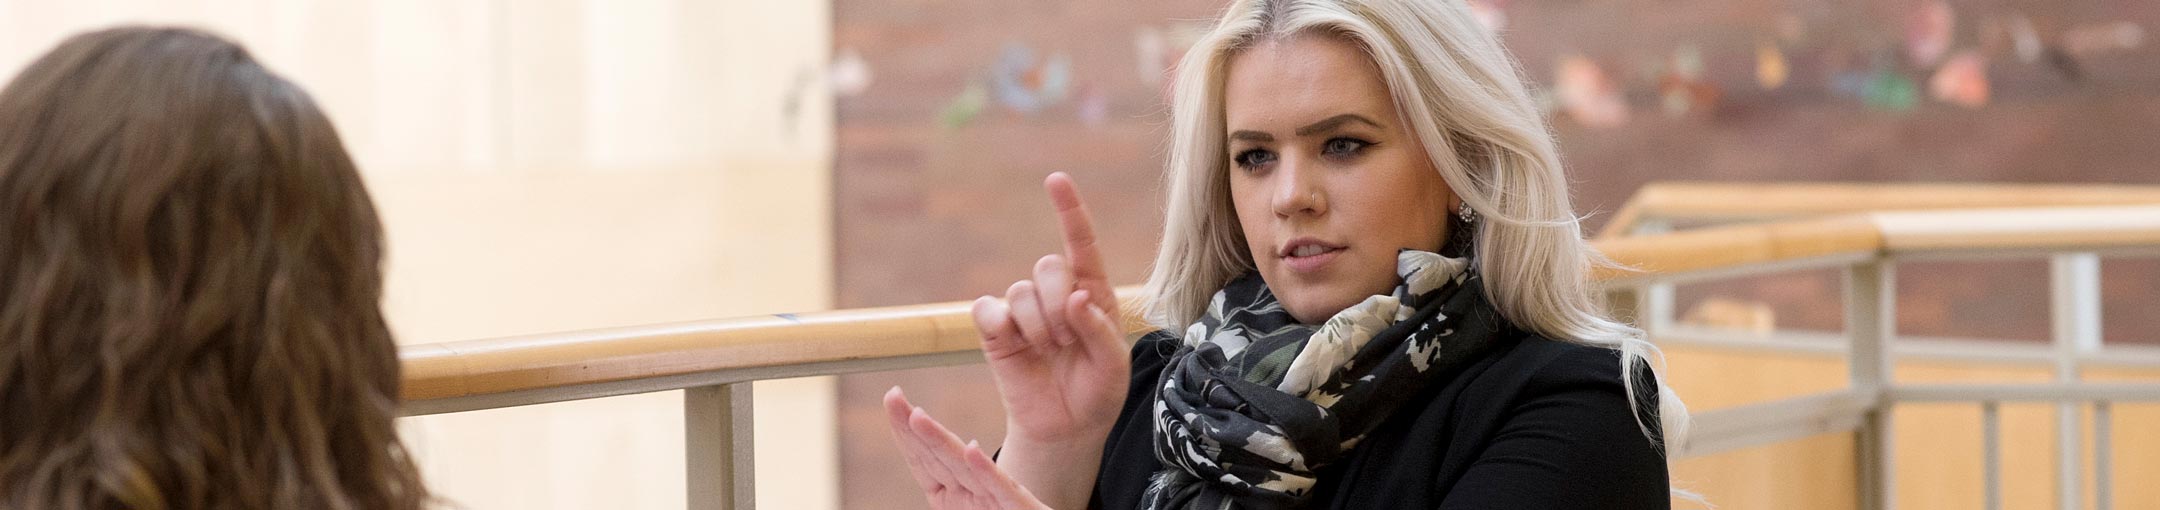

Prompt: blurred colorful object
xmin=2010 ymin=15 xmax=2045 ymax=63
xmin=1556 ymin=55 xmax=1629 ymax=128
xmin=1929 ymin=51 xmax=1990 ymax=108
xmin=1756 ymin=40 xmax=1789 ymax=89
xmin=1670 ymin=45 xmax=1705 ymax=79
xmin=1864 ymin=70 xmax=1921 ymax=111
xmin=1659 ymin=46 xmax=1720 ymax=116
xmin=1905 ymin=0 xmax=1955 ymax=66
xmin=830 ymin=48 xmax=873 ymax=97
xmin=939 ymin=81 xmax=987 ymax=129
xmin=989 ymin=43 xmax=1071 ymax=114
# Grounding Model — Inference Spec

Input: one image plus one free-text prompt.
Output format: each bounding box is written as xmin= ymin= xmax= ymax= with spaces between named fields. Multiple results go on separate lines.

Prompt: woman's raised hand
xmin=971 ymin=172 xmax=1131 ymax=445
xmin=885 ymin=172 xmax=1130 ymax=510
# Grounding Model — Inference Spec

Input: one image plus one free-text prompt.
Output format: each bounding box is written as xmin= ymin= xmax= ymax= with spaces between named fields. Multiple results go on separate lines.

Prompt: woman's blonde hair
xmin=1141 ymin=0 xmax=1692 ymax=467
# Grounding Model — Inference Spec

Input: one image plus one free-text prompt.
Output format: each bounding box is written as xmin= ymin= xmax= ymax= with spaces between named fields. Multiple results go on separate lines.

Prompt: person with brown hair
xmin=0 ymin=26 xmax=430 ymax=510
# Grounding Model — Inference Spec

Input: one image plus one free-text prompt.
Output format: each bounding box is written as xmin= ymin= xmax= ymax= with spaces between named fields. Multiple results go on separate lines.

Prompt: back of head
xmin=0 ymin=26 xmax=426 ymax=510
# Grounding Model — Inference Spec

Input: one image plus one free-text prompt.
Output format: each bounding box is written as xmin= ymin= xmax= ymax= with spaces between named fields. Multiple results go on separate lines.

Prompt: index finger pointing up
xmin=1044 ymin=172 xmax=1106 ymax=283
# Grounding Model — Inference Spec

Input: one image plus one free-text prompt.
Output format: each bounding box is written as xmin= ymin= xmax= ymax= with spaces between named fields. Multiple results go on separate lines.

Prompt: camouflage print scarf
xmin=1143 ymin=250 xmax=1507 ymax=510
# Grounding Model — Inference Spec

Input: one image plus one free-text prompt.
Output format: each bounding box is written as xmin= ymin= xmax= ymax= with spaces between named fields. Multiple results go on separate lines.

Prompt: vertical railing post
xmin=1636 ymin=220 xmax=1676 ymax=335
xmin=2051 ymin=253 xmax=2102 ymax=510
xmin=1984 ymin=401 xmax=2002 ymax=510
xmin=1848 ymin=259 xmax=1895 ymax=510
xmin=2094 ymin=401 xmax=2112 ymax=510
xmin=687 ymin=383 xmax=756 ymax=510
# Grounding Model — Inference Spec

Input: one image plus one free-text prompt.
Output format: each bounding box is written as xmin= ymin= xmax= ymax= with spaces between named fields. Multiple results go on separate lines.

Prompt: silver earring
xmin=1457 ymin=202 xmax=1478 ymax=224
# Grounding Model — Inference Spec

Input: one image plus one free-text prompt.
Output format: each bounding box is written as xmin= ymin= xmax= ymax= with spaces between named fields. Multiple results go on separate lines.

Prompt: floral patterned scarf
xmin=1143 ymin=250 xmax=1508 ymax=510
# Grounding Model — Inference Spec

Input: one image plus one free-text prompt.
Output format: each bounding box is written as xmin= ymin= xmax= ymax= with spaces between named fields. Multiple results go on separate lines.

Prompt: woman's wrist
xmin=996 ymin=424 xmax=1111 ymax=510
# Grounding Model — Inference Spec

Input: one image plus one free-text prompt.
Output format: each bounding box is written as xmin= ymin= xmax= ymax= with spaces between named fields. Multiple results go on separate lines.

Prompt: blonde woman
xmin=886 ymin=0 xmax=1687 ymax=508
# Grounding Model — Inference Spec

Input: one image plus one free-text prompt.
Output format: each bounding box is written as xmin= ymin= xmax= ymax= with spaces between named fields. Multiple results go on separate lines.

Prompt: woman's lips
xmin=1282 ymin=246 xmax=1345 ymax=273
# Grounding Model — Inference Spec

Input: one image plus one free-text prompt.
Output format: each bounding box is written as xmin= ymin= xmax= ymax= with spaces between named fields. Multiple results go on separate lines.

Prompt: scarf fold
xmin=1143 ymin=250 xmax=1509 ymax=510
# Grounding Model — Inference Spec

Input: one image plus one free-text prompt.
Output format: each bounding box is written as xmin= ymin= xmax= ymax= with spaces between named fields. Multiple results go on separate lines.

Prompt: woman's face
xmin=1223 ymin=33 xmax=1453 ymax=324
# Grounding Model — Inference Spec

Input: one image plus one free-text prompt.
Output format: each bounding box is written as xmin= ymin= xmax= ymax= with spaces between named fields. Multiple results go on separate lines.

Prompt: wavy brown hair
xmin=0 ymin=27 xmax=428 ymax=510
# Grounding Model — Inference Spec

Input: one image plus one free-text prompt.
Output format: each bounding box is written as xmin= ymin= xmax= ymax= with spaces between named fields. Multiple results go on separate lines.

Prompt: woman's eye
xmin=1233 ymin=149 xmax=1277 ymax=169
xmin=1322 ymin=137 xmax=1372 ymax=157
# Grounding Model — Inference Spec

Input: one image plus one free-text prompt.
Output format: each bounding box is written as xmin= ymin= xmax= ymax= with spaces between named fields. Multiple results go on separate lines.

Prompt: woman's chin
xmin=1278 ymin=294 xmax=1359 ymax=325
xmin=1272 ymin=272 xmax=1397 ymax=324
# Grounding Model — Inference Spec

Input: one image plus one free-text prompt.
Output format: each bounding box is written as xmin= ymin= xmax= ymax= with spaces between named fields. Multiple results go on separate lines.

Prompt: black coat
xmin=1088 ymin=329 xmax=1672 ymax=509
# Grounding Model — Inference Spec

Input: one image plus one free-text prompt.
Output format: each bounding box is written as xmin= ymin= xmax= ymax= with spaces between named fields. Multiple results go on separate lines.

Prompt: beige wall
xmin=0 ymin=1 xmax=838 ymax=509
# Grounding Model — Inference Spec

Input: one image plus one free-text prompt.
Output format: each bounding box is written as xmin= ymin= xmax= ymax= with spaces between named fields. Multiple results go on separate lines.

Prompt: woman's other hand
xmin=885 ymin=387 xmax=1054 ymax=510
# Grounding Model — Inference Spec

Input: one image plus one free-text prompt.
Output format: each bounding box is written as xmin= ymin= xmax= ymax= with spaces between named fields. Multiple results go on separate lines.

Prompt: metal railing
xmin=400 ymin=186 xmax=2160 ymax=510
xmin=1611 ymin=203 xmax=2160 ymax=510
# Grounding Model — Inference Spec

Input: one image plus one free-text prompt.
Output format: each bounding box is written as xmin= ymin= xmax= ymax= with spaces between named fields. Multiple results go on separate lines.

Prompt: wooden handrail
xmin=1590 ymin=215 xmax=1880 ymax=284
xmin=1596 ymin=182 xmax=2160 ymax=240
xmin=402 ymin=292 xmax=1155 ymax=406
xmin=400 ymin=202 xmax=2160 ymax=410
xmin=403 ymin=300 xmax=977 ymax=403
xmin=1873 ymin=205 xmax=2160 ymax=252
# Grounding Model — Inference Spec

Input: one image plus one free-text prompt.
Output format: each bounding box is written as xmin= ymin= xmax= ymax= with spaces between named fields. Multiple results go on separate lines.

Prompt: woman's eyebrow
xmin=1294 ymin=113 xmax=1382 ymax=136
xmin=1226 ymin=113 xmax=1380 ymax=142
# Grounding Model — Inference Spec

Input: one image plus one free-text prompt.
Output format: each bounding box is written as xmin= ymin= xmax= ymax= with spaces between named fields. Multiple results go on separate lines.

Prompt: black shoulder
xmin=1516 ymin=337 xmax=1623 ymax=381
xmin=1431 ymin=335 xmax=1674 ymax=509
xmin=1505 ymin=337 xmax=1653 ymax=389
xmin=1509 ymin=336 xmax=1667 ymax=450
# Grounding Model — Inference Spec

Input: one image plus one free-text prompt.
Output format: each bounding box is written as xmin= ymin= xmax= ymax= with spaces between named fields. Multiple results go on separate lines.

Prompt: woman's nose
xmin=1271 ymin=156 xmax=1326 ymax=218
